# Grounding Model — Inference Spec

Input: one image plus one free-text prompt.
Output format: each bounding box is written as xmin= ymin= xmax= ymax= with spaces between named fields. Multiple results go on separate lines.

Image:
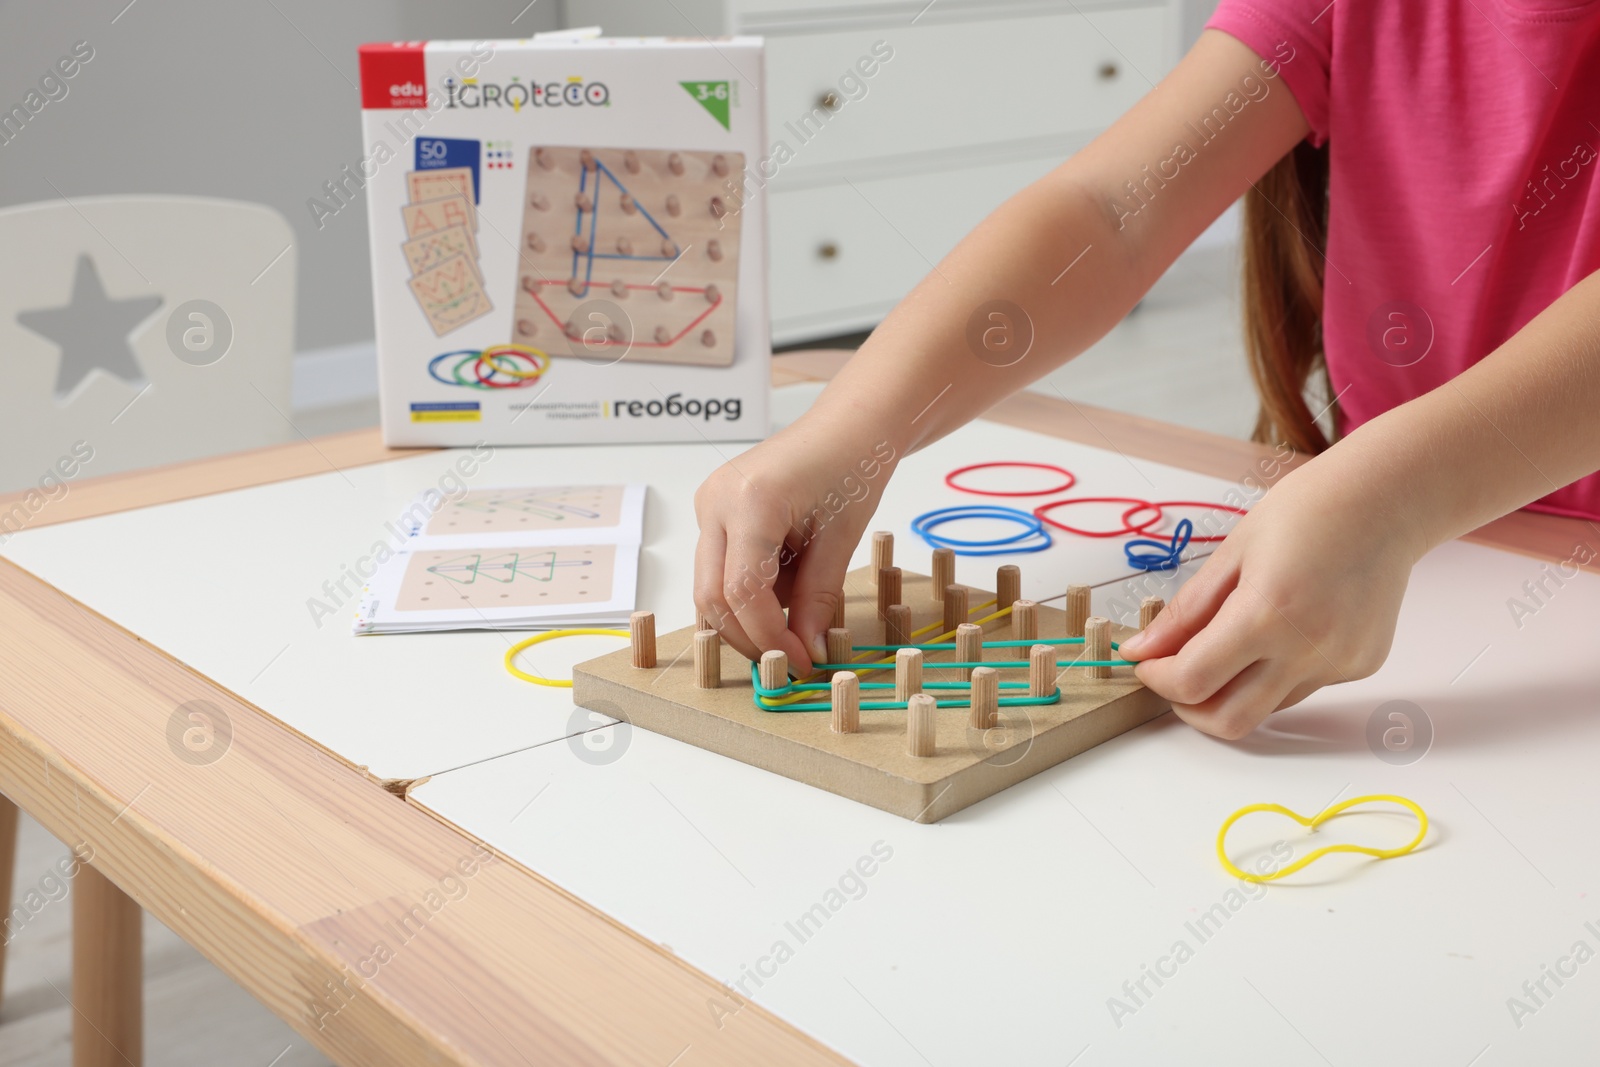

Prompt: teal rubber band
xmin=850 ymin=637 xmax=1120 ymax=652
xmin=814 ymin=659 xmax=1134 ymax=671
xmin=755 ymin=690 xmax=1064 ymax=713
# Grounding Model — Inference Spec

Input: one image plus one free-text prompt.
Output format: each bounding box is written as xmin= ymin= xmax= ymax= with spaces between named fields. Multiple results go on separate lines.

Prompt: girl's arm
xmin=694 ymin=31 xmax=1309 ymax=672
xmin=1121 ymin=268 xmax=1600 ymax=737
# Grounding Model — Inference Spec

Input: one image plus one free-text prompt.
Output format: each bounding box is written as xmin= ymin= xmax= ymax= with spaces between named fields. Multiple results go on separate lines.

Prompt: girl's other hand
xmin=1117 ymin=459 xmax=1424 ymax=738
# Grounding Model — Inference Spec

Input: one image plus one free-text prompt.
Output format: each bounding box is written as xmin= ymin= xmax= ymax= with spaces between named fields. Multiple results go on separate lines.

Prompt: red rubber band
xmin=946 ymin=462 xmax=1077 ymax=497
xmin=1121 ymin=500 xmax=1248 ymax=544
xmin=1033 ymin=497 xmax=1163 ymax=538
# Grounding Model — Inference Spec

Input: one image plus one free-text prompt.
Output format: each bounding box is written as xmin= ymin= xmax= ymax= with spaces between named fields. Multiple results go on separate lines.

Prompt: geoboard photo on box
xmin=358 ymin=33 xmax=769 ymax=447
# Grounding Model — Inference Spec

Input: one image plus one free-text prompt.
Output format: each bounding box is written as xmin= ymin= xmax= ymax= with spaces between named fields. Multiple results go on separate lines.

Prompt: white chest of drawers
xmin=565 ymin=0 xmax=1183 ymax=342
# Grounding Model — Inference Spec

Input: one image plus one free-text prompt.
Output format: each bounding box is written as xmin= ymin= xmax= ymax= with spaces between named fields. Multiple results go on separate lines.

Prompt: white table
xmin=4 ymin=373 xmax=1596 ymax=1065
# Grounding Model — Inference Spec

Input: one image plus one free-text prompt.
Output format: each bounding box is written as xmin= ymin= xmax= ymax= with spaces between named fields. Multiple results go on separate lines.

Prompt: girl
xmin=692 ymin=0 xmax=1600 ymax=739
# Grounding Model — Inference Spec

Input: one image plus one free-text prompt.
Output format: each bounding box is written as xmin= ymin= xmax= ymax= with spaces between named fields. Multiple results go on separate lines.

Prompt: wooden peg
xmin=956 ymin=623 xmax=982 ymax=680
xmin=696 ymin=610 xmax=715 ymax=633
xmin=831 ymin=673 xmax=860 ymax=734
xmin=895 ymin=647 xmax=923 ymax=702
xmin=694 ymin=630 xmax=721 ymax=689
xmin=1029 ymin=644 xmax=1056 ymax=697
xmin=1140 ymin=596 xmax=1165 ymax=630
xmin=877 ymin=566 xmax=902 ymax=622
xmin=759 ymin=649 xmax=788 ymax=692
xmin=871 ymin=531 xmax=894 ymax=582
xmin=885 ymin=604 xmax=911 ymax=647
xmin=629 ymin=611 xmax=656 ymax=668
xmin=1065 ymin=585 xmax=1091 ymax=638
xmin=942 ymin=584 xmax=969 ymax=636
xmin=996 ymin=564 xmax=1021 ymax=611
xmin=970 ymin=666 xmax=999 ymax=730
xmin=1085 ymin=616 xmax=1111 ymax=679
xmin=931 ymin=548 xmax=955 ymax=601
xmin=1012 ymin=599 xmax=1038 ymax=641
xmin=831 ymin=595 xmax=846 ymax=630
xmin=826 ymin=627 xmax=852 ymax=672
xmin=906 ymin=693 xmax=936 ymax=757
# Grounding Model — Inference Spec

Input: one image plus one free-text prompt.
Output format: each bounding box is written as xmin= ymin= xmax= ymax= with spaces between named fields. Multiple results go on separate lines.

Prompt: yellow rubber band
xmin=481 ymin=344 xmax=550 ymax=378
xmin=504 ymin=627 xmax=630 ymax=688
xmin=1217 ymin=793 xmax=1429 ymax=883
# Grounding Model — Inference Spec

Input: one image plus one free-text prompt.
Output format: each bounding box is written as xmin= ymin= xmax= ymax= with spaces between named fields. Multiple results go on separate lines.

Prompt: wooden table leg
xmin=0 ymin=792 xmax=17 ymax=1012
xmin=73 ymin=863 xmax=142 ymax=1067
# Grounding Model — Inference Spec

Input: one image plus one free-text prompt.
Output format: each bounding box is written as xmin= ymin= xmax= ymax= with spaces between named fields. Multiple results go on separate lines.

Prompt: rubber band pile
xmin=913 ymin=461 xmax=1246 ymax=564
xmin=750 ymin=597 xmax=1129 ymax=713
xmin=428 ymin=344 xmax=550 ymax=390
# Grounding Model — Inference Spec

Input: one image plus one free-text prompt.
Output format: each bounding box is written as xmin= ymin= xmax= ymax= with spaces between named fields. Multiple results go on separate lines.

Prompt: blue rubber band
xmin=910 ymin=505 xmax=1053 ymax=557
xmin=428 ymin=349 xmax=483 ymax=387
xmin=1124 ymin=518 xmax=1193 ymax=572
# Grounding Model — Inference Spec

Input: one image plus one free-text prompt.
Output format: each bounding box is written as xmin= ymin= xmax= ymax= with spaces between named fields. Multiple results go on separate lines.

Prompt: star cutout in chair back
xmin=16 ymin=253 xmax=163 ymax=401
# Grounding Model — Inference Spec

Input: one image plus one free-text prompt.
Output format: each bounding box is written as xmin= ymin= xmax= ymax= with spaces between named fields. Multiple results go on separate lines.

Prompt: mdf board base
xmin=573 ymin=566 xmax=1170 ymax=822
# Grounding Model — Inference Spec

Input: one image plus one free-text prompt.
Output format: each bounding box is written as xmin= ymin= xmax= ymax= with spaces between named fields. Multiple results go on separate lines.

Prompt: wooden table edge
xmin=0 ymin=556 xmax=850 ymax=1066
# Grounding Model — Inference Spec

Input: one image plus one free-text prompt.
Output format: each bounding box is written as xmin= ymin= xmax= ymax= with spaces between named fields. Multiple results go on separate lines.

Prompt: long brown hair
xmin=1241 ymin=140 xmax=1334 ymax=452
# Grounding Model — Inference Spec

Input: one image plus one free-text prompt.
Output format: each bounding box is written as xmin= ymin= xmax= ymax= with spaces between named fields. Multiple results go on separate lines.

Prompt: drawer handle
xmin=818 ymin=91 xmax=841 ymax=111
xmin=817 ymin=242 xmax=840 ymax=261
xmin=1098 ymin=62 xmax=1119 ymax=81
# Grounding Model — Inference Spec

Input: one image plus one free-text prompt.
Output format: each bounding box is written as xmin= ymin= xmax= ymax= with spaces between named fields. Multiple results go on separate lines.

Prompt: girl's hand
xmin=1116 ymin=458 xmax=1425 ymax=739
xmin=693 ymin=416 xmax=895 ymax=676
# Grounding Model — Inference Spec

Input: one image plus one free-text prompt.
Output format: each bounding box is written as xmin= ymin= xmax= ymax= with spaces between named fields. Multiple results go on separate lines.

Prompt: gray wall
xmin=0 ymin=0 xmax=1219 ymax=353
xmin=0 ymin=0 xmax=561 ymax=353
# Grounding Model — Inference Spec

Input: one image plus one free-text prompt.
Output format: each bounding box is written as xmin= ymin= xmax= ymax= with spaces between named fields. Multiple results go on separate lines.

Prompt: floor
xmin=0 ymin=243 xmax=1251 ymax=1066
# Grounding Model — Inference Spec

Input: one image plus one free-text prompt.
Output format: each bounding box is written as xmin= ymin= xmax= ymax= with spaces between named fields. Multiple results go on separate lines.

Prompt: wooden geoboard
xmin=573 ymin=562 xmax=1170 ymax=823
xmin=511 ymin=146 xmax=742 ymax=367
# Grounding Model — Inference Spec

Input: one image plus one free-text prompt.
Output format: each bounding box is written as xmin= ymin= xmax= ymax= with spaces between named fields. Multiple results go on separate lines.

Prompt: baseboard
xmin=292 ymin=340 xmax=378 ymax=411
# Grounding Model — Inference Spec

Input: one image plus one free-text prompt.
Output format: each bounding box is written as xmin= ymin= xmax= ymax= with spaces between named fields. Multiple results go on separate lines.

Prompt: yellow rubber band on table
xmin=1217 ymin=793 xmax=1429 ymax=883
xmin=504 ymin=627 xmax=630 ymax=688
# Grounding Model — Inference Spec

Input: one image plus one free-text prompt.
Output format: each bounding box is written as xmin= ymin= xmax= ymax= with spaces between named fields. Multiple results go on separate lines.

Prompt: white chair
xmin=1 ymin=195 xmax=299 ymax=1065
xmin=0 ymin=195 xmax=298 ymax=496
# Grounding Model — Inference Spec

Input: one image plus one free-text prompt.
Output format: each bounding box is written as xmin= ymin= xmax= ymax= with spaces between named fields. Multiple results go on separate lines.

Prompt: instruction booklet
xmin=354 ymin=483 xmax=644 ymax=634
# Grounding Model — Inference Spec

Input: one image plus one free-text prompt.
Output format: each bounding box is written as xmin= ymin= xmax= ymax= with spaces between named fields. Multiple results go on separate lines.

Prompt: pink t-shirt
xmin=1208 ymin=0 xmax=1600 ymax=519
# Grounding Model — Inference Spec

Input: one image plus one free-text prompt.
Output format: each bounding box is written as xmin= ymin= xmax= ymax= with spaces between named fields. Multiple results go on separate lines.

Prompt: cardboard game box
xmin=358 ymin=33 xmax=769 ymax=445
